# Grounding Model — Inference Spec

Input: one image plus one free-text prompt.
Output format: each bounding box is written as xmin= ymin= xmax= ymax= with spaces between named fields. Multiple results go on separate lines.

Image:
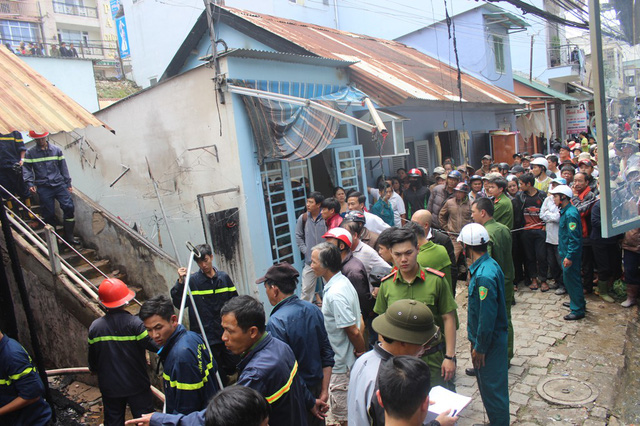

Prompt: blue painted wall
xmin=397 ymin=7 xmax=514 ymax=92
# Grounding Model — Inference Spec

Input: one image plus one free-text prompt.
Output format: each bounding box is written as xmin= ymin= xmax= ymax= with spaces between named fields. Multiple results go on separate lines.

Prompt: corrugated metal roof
xmin=213 ymin=48 xmax=358 ymax=67
xmin=513 ymin=74 xmax=578 ymax=101
xmin=0 ymin=46 xmax=112 ymax=134
xmin=219 ymin=6 xmax=527 ymax=107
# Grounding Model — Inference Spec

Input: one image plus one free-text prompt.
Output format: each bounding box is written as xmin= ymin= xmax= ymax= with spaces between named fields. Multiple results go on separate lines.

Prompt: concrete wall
xmin=53 ymin=62 xmax=259 ymax=298
xmin=21 ymin=56 xmax=100 ymax=112
xmin=72 ymin=190 xmax=179 ymax=297
xmin=2 ymin=233 xmax=102 ymax=369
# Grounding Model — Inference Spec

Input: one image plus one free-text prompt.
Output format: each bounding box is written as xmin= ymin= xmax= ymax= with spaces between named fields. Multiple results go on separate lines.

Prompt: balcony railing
xmin=0 ymin=0 xmax=40 ymax=16
xmin=549 ymin=44 xmax=583 ymax=68
xmin=52 ymin=1 xmax=97 ymax=18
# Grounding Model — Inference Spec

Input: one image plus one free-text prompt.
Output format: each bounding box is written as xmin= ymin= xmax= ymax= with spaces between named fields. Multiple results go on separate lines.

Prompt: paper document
xmin=424 ymin=386 xmax=472 ymax=422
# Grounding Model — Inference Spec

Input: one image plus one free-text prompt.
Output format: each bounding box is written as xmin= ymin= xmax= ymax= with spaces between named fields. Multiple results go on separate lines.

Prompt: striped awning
xmin=231 ymin=80 xmax=367 ymax=164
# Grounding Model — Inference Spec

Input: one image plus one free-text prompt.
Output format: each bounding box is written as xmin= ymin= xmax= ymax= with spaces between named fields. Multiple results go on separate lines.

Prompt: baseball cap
xmin=482 ymin=154 xmax=492 ymax=160
xmin=256 ymin=262 xmax=299 ymax=284
xmin=372 ymin=299 xmax=439 ymax=345
xmin=433 ymin=166 xmax=446 ymax=175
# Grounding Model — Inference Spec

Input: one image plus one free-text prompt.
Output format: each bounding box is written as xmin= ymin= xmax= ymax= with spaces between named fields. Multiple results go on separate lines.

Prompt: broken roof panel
xmin=0 ymin=46 xmax=112 ymax=134
xmin=217 ymin=6 xmax=527 ymax=108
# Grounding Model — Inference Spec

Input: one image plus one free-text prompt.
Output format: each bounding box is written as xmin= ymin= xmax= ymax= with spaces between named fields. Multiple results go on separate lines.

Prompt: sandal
xmin=529 ymin=281 xmax=539 ymax=290
xmin=540 ymin=282 xmax=550 ymax=292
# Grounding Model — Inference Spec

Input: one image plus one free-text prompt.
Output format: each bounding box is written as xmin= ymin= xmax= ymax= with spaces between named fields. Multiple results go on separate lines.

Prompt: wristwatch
xmin=444 ymin=354 xmax=456 ymax=362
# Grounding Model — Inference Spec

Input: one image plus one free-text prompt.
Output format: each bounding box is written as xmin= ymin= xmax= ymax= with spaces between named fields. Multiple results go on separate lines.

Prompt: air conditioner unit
xmin=355 ymin=109 xmax=409 ymax=158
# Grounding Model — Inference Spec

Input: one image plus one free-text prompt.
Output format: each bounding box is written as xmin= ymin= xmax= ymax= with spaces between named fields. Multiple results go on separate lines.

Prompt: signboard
xmin=565 ymin=103 xmax=588 ymax=134
xmin=109 ymin=0 xmax=130 ymax=59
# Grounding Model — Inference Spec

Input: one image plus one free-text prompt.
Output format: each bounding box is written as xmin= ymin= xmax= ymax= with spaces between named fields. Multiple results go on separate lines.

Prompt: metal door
xmin=334 ymin=145 xmax=367 ymax=195
xmin=260 ymin=160 xmax=310 ymax=270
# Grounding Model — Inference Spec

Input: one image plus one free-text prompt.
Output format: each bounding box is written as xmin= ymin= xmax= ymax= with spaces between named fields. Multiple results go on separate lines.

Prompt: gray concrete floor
xmin=452 ymin=282 xmax=636 ymax=425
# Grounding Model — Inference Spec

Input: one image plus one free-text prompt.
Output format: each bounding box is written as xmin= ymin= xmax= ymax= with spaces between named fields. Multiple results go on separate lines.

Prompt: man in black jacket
xmin=89 ymin=279 xmax=157 ymax=425
xmin=171 ymin=244 xmax=238 ymax=385
xmin=403 ymin=168 xmax=430 ymax=220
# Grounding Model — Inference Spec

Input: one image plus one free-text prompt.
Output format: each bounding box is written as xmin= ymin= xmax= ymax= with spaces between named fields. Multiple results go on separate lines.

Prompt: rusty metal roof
xmin=0 ymin=46 xmax=112 ymax=135
xmin=220 ymin=6 xmax=527 ymax=108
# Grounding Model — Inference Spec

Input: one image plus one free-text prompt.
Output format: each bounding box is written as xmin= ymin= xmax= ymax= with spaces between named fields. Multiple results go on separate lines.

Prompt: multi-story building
xmin=0 ymin=0 xmax=125 ymax=78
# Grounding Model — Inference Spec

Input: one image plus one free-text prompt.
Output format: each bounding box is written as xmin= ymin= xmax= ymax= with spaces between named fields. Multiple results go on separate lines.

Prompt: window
xmin=0 ymin=20 xmax=39 ymax=45
xmin=493 ymin=35 xmax=505 ymax=73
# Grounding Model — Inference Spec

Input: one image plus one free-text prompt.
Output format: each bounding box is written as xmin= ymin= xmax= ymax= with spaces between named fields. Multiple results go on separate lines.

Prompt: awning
xmin=0 ymin=45 xmax=113 ymax=134
xmin=228 ymin=80 xmax=372 ymax=163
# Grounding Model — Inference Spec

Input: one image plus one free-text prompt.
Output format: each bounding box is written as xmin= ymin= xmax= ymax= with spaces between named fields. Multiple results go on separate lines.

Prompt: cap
xmin=256 ymin=262 xmax=299 ymax=284
xmin=28 ymin=130 xmax=49 ymax=139
xmin=438 ymin=173 xmax=447 ymax=180
xmin=559 ymin=145 xmax=571 ymax=151
xmin=509 ymin=165 xmax=525 ymax=174
xmin=482 ymin=154 xmax=492 ymax=160
xmin=512 ymin=153 xmax=522 ymax=158
xmin=372 ymin=299 xmax=438 ymax=345
xmin=577 ymin=159 xmax=593 ymax=167
xmin=483 ymin=172 xmax=502 ymax=181
xmin=551 ymin=177 xmax=567 ymax=185
xmin=433 ymin=166 xmax=445 ymax=175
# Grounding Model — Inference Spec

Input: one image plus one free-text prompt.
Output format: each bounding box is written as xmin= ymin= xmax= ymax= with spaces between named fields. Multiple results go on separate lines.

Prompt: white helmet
xmin=530 ymin=158 xmax=549 ymax=170
xmin=457 ymin=223 xmax=490 ymax=246
xmin=549 ymin=184 xmax=573 ymax=198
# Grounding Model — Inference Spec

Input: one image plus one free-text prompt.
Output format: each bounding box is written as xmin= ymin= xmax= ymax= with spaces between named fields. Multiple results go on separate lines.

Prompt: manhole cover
xmin=537 ymin=376 xmax=599 ymax=406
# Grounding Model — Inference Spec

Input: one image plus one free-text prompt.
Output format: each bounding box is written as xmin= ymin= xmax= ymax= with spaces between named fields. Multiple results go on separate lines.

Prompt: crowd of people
xmin=2 ymin=127 xmax=640 ymax=426
xmin=4 ymin=41 xmax=79 ymax=57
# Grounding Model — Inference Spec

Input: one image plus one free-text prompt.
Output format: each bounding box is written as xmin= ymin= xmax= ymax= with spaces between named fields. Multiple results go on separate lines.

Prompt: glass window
xmin=493 ymin=35 xmax=505 ymax=73
xmin=0 ymin=20 xmax=39 ymax=45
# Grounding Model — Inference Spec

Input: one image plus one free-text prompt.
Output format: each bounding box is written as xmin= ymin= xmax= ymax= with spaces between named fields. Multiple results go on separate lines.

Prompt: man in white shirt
xmin=347 ymin=191 xmax=390 ymax=234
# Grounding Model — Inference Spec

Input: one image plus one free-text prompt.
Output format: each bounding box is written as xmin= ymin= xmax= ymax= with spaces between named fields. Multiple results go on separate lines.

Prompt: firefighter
xmin=88 ymin=278 xmax=158 ymax=425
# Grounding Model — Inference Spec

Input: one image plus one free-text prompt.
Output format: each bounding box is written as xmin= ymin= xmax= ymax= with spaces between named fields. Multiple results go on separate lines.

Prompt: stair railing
xmin=0 ymin=185 xmax=142 ymax=307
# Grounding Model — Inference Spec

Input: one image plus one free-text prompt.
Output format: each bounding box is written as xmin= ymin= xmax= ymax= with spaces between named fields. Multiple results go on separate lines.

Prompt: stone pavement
xmin=451 ymin=284 xmax=636 ymax=425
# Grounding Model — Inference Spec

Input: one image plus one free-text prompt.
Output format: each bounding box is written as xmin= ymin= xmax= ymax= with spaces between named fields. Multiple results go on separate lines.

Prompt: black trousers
xmin=211 ymin=342 xmax=241 ymax=385
xmin=521 ymin=230 xmax=548 ymax=282
xmin=512 ymin=231 xmax=525 ymax=285
xmin=546 ymin=243 xmax=563 ymax=285
xmin=102 ymin=389 xmax=153 ymax=426
xmin=582 ymin=242 xmax=595 ymax=291
xmin=592 ymin=242 xmax=622 ymax=282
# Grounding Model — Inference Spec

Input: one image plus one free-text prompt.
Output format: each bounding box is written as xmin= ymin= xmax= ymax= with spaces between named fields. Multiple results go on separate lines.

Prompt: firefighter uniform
xmin=0 ymin=334 xmax=52 ymax=425
xmin=484 ymin=218 xmax=515 ymax=360
xmin=0 ymin=131 xmax=28 ymax=200
xmin=148 ymin=333 xmax=313 ymax=426
xmin=22 ymin=141 xmax=74 ymax=225
xmin=374 ymin=266 xmax=458 ymax=390
xmin=159 ymin=324 xmax=219 ymax=415
xmin=88 ymin=309 xmax=157 ymax=425
xmin=467 ymin=253 xmax=509 ymax=425
xmin=170 ymin=268 xmax=238 ymax=380
xmin=559 ymin=203 xmax=585 ymax=316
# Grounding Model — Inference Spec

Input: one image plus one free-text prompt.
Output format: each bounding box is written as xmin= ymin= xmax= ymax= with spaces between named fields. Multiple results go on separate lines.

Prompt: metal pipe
xmin=226 ymin=84 xmax=376 ymax=132
xmin=45 ymin=367 xmax=165 ymax=403
xmin=362 ymin=97 xmax=388 ymax=135
xmin=109 ymin=166 xmax=130 ymax=188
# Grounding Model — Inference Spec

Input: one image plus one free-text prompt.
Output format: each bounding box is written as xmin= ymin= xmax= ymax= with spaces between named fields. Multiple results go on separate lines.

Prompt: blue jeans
xmin=36 ymin=185 xmax=74 ymax=224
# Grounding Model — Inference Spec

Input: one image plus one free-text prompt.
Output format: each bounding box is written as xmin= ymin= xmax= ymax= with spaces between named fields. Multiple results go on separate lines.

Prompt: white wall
xmin=21 ymin=56 xmax=99 ymax=112
xmin=53 ymin=63 xmax=258 ymax=297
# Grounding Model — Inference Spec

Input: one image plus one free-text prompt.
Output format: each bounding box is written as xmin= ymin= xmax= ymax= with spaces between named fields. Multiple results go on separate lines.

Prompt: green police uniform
xmin=483 ymin=218 xmax=515 ymax=360
xmin=559 ymin=203 xmax=585 ymax=316
xmin=468 ymin=253 xmax=509 ymax=425
xmin=417 ymin=241 xmax=453 ymax=292
xmin=493 ymin=193 xmax=514 ymax=230
xmin=374 ymin=266 xmax=458 ymax=390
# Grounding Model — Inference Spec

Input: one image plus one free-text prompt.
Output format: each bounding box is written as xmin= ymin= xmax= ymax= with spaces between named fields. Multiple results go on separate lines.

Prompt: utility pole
xmin=529 ymin=35 xmax=534 ymax=82
xmin=204 ymin=0 xmax=225 ymax=103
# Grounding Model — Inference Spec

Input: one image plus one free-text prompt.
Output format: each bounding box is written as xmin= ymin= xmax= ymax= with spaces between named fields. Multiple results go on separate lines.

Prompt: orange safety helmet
xmin=98 ymin=278 xmax=135 ymax=308
xmin=28 ymin=130 xmax=49 ymax=139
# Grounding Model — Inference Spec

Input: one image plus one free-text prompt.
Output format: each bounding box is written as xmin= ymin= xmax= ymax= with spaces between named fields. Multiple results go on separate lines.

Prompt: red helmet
xmin=322 ymin=228 xmax=353 ymax=249
xmin=28 ymin=130 xmax=49 ymax=139
xmin=98 ymin=278 xmax=135 ymax=308
xmin=407 ymin=168 xmax=422 ymax=177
